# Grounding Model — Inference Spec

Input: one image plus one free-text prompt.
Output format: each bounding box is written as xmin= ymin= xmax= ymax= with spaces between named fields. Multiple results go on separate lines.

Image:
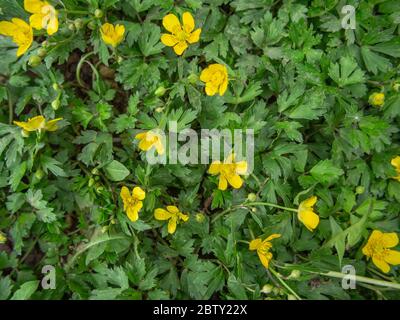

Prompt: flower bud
xmin=261 ymin=284 xmax=273 ymax=294
xmin=68 ymin=23 xmax=75 ymax=31
xmin=35 ymin=169 xmax=44 ymax=180
xmin=101 ymin=226 xmax=108 ymax=233
xmin=111 ymin=218 xmax=116 ymax=225
xmin=116 ymin=56 xmax=123 ymax=64
xmin=155 ymin=86 xmax=167 ymax=97
xmin=28 ymin=55 xmax=42 ymax=67
xmin=288 ymin=269 xmax=301 ymax=279
xmin=0 ymin=232 xmax=6 ymax=244
xmin=369 ymin=92 xmax=385 ymax=107
xmin=195 ymin=213 xmax=205 ymax=223
xmin=38 ymin=48 xmax=47 ymax=58
xmin=88 ymin=177 xmax=95 ymax=187
xmin=94 ymin=9 xmax=103 ymax=18
xmin=42 ymin=40 xmax=49 ymax=48
xmin=87 ymin=21 xmax=96 ymax=30
xmin=52 ymin=83 xmax=60 ymax=91
xmin=392 ymin=82 xmax=400 ymax=92
xmin=91 ymin=168 xmax=99 ymax=175
xmin=251 ymin=207 xmax=257 ymax=213
xmin=74 ymin=18 xmax=84 ymax=30
xmin=356 ymin=186 xmax=365 ymax=194
xmin=21 ymin=129 xmax=30 ymax=138
xmin=96 ymin=185 xmax=104 ymax=193
xmin=247 ymin=193 xmax=257 ymax=202
xmin=51 ymin=99 xmax=60 ymax=110
xmin=155 ymin=107 xmax=164 ymax=113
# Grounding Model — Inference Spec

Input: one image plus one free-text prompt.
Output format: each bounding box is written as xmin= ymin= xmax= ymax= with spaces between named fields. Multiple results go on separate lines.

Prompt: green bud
xmin=155 ymin=107 xmax=164 ymax=113
xmin=247 ymin=193 xmax=257 ymax=202
xmin=251 ymin=207 xmax=257 ymax=213
xmin=88 ymin=177 xmax=95 ymax=187
xmin=96 ymin=185 xmax=104 ymax=193
xmin=188 ymin=73 xmax=198 ymax=84
xmin=51 ymin=99 xmax=60 ymax=110
xmin=28 ymin=55 xmax=42 ymax=67
xmin=68 ymin=23 xmax=76 ymax=31
xmin=91 ymin=168 xmax=99 ymax=175
xmin=42 ymin=40 xmax=49 ymax=48
xmin=393 ymin=82 xmax=400 ymax=92
xmin=101 ymin=226 xmax=108 ymax=233
xmin=21 ymin=129 xmax=30 ymax=138
xmin=356 ymin=186 xmax=365 ymax=194
xmin=116 ymin=56 xmax=123 ymax=64
xmin=111 ymin=218 xmax=116 ymax=225
xmin=35 ymin=169 xmax=44 ymax=180
xmin=87 ymin=21 xmax=96 ymax=30
xmin=195 ymin=213 xmax=205 ymax=223
xmin=261 ymin=284 xmax=273 ymax=294
xmin=74 ymin=18 xmax=84 ymax=30
xmin=94 ymin=9 xmax=103 ymax=18
xmin=52 ymin=83 xmax=60 ymax=91
xmin=288 ymin=269 xmax=301 ymax=279
xmin=38 ymin=48 xmax=47 ymax=58
xmin=272 ymin=287 xmax=281 ymax=295
xmin=155 ymin=86 xmax=167 ymax=97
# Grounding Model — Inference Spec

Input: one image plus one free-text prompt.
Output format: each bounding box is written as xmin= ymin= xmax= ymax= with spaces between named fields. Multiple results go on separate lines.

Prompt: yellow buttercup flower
xmin=154 ymin=206 xmax=189 ymax=234
xmin=24 ymin=0 xmax=58 ymax=35
xmin=135 ymin=130 xmax=165 ymax=155
xmin=369 ymin=92 xmax=385 ymax=107
xmin=100 ymin=23 xmax=125 ymax=47
xmin=160 ymin=12 xmax=201 ymax=56
xmin=297 ymin=196 xmax=319 ymax=232
xmin=249 ymin=234 xmax=281 ymax=269
xmin=391 ymin=156 xmax=400 ymax=181
xmin=208 ymin=153 xmax=248 ymax=191
xmin=0 ymin=232 xmax=6 ymax=244
xmin=14 ymin=115 xmax=62 ymax=134
xmin=0 ymin=18 xmax=33 ymax=57
xmin=200 ymin=64 xmax=229 ymax=96
xmin=120 ymin=186 xmax=146 ymax=222
xmin=362 ymin=230 xmax=400 ymax=273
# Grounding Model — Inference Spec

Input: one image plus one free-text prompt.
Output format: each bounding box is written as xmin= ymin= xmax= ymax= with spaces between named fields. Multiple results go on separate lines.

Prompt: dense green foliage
xmin=0 ymin=0 xmax=400 ymax=300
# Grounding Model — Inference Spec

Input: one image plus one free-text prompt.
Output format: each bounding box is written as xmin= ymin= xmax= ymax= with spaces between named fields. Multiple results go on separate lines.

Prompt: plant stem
xmin=269 ymin=267 xmax=302 ymax=300
xmin=246 ymin=202 xmax=298 ymax=212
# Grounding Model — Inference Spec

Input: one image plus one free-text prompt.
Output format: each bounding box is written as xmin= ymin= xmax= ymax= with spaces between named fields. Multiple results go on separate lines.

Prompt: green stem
xmin=76 ymin=51 xmax=96 ymax=88
xmin=269 ymin=267 xmax=302 ymax=300
xmin=246 ymin=202 xmax=298 ymax=213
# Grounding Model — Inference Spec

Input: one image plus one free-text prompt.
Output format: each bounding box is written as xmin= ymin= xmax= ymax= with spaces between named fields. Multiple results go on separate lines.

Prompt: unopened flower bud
xmin=28 ymin=55 xmax=42 ymax=67
xmin=74 ymin=18 xmax=84 ymax=30
xmin=0 ymin=232 xmax=6 ymax=244
xmin=91 ymin=168 xmax=99 ymax=175
xmin=35 ymin=169 xmax=44 ymax=180
xmin=247 ymin=193 xmax=257 ymax=202
xmin=392 ymin=82 xmax=400 ymax=92
xmin=155 ymin=86 xmax=167 ymax=97
xmin=38 ymin=48 xmax=47 ymax=58
xmin=288 ymin=269 xmax=301 ymax=279
xmin=155 ymin=107 xmax=164 ymax=113
xmin=87 ymin=21 xmax=96 ymax=30
xmin=88 ymin=177 xmax=95 ymax=187
xmin=195 ymin=213 xmax=205 ymax=223
xmin=68 ymin=23 xmax=76 ymax=31
xmin=356 ymin=186 xmax=365 ymax=194
xmin=51 ymin=99 xmax=60 ymax=110
xmin=94 ymin=9 xmax=103 ymax=18
xmin=261 ymin=284 xmax=273 ymax=294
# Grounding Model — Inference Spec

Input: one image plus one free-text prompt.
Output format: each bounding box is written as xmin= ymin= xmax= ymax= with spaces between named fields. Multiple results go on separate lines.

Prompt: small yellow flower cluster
xmin=369 ymin=92 xmax=385 ymax=107
xmin=160 ymin=12 xmax=229 ymax=97
xmin=0 ymin=0 xmax=59 ymax=57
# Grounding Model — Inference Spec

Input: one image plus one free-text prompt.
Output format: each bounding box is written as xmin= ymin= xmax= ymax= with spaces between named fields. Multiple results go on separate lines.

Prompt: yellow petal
xmin=258 ymin=251 xmax=273 ymax=269
xmin=168 ymin=216 xmax=177 ymax=234
xmin=208 ymin=161 xmax=221 ymax=175
xmin=115 ymin=24 xmax=125 ymax=38
xmin=138 ymin=138 xmax=153 ymax=151
xmin=385 ymin=250 xmax=400 ymax=266
xmin=179 ymin=213 xmax=189 ymax=222
xmin=0 ymin=21 xmax=18 ymax=37
xmin=218 ymin=175 xmax=228 ymax=191
xmin=182 ymin=12 xmax=195 ymax=33
xmin=369 ymin=230 xmax=383 ymax=242
xmin=372 ymin=256 xmax=390 ymax=273
xmin=162 ymin=14 xmax=181 ymax=33
xmin=29 ymin=13 xmax=44 ymax=30
xmin=381 ymin=232 xmax=399 ymax=248
xmin=135 ymin=132 xmax=146 ymax=140
xmin=265 ymin=234 xmax=281 ymax=242
xmin=227 ymin=174 xmax=243 ymax=189
xmin=46 ymin=14 xmax=58 ymax=35
xmin=44 ymin=118 xmax=62 ymax=131
xmin=154 ymin=208 xmax=172 ymax=220
xmin=120 ymin=186 xmax=131 ymax=203
xmin=301 ymin=196 xmax=317 ymax=208
xmin=161 ymin=34 xmax=179 ymax=47
xmin=17 ymin=41 xmax=31 ymax=57
xmin=235 ymin=161 xmax=247 ymax=175
xmin=167 ymin=206 xmax=180 ymax=214
xmin=173 ymin=41 xmax=188 ymax=56
xmin=249 ymin=238 xmax=262 ymax=251
xmin=205 ymin=83 xmax=218 ymax=96
xmin=200 ymin=67 xmax=213 ymax=82
xmin=154 ymin=139 xmax=165 ymax=155
xmin=12 ymin=18 xmax=30 ymax=31
xmin=219 ymin=78 xmax=228 ymax=96
xmin=24 ymin=0 xmax=44 ymax=13
xmin=132 ymin=187 xmax=146 ymax=200
xmin=127 ymin=202 xmax=142 ymax=222
xmin=391 ymin=156 xmax=400 ymax=170
xmin=298 ymin=209 xmax=319 ymax=232
xmin=14 ymin=115 xmax=45 ymax=131
xmin=187 ymin=28 xmax=201 ymax=44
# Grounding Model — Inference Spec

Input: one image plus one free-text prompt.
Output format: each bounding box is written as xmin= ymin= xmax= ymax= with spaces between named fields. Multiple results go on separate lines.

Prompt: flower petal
xmin=218 ymin=175 xmax=228 ymax=191
xmin=162 ymin=14 xmax=181 ymax=33
xmin=154 ymin=208 xmax=172 ymax=220
xmin=182 ymin=12 xmax=195 ymax=33
xmin=219 ymin=78 xmax=228 ymax=96
xmin=265 ymin=234 xmax=281 ymax=242
xmin=24 ymin=0 xmax=44 ymax=13
xmin=298 ymin=209 xmax=319 ymax=232
xmin=258 ymin=251 xmax=273 ymax=269
xmin=187 ymin=28 xmax=201 ymax=44
xmin=29 ymin=13 xmax=44 ymax=30
xmin=167 ymin=206 xmax=180 ymax=214
xmin=208 ymin=161 xmax=221 ymax=175
xmin=120 ymin=186 xmax=131 ymax=203
xmin=161 ymin=34 xmax=179 ymax=47
xmin=0 ymin=21 xmax=18 ymax=37
xmin=381 ymin=232 xmax=399 ymax=248
xmin=132 ymin=186 xmax=146 ymax=200
xmin=173 ymin=41 xmax=188 ymax=55
xmin=235 ymin=160 xmax=247 ymax=175
xmin=205 ymin=83 xmax=218 ymax=96
xmin=249 ymin=238 xmax=262 ymax=251
xmin=168 ymin=216 xmax=177 ymax=234
xmin=385 ymin=250 xmax=400 ymax=266
xmin=227 ymin=174 xmax=243 ymax=189
xmin=46 ymin=14 xmax=58 ymax=35
xmin=301 ymin=196 xmax=317 ymax=208
xmin=44 ymin=118 xmax=62 ymax=131
xmin=372 ymin=256 xmax=390 ymax=273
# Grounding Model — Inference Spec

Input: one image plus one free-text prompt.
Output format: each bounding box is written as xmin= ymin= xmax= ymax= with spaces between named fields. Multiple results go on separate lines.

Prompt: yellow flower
xmin=391 ymin=156 xmax=400 ymax=181
xmin=362 ymin=230 xmax=400 ymax=273
xmin=135 ymin=130 xmax=165 ymax=155
xmin=249 ymin=234 xmax=281 ymax=269
xmin=0 ymin=232 xmax=6 ymax=244
xmin=200 ymin=64 xmax=229 ymax=96
xmin=369 ymin=92 xmax=385 ymax=107
xmin=24 ymin=0 xmax=58 ymax=35
xmin=0 ymin=18 xmax=33 ymax=57
xmin=120 ymin=186 xmax=146 ymax=222
xmin=100 ymin=23 xmax=125 ymax=47
xmin=154 ymin=205 xmax=189 ymax=234
xmin=208 ymin=153 xmax=248 ymax=191
xmin=297 ymin=196 xmax=319 ymax=232
xmin=160 ymin=12 xmax=201 ymax=56
xmin=14 ymin=115 xmax=62 ymax=133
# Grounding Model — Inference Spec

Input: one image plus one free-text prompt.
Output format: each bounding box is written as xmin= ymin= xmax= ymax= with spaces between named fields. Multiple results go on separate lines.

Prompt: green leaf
xmin=104 ymin=160 xmax=130 ymax=181
xmin=11 ymin=280 xmax=40 ymax=300
xmin=310 ymin=160 xmax=344 ymax=185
